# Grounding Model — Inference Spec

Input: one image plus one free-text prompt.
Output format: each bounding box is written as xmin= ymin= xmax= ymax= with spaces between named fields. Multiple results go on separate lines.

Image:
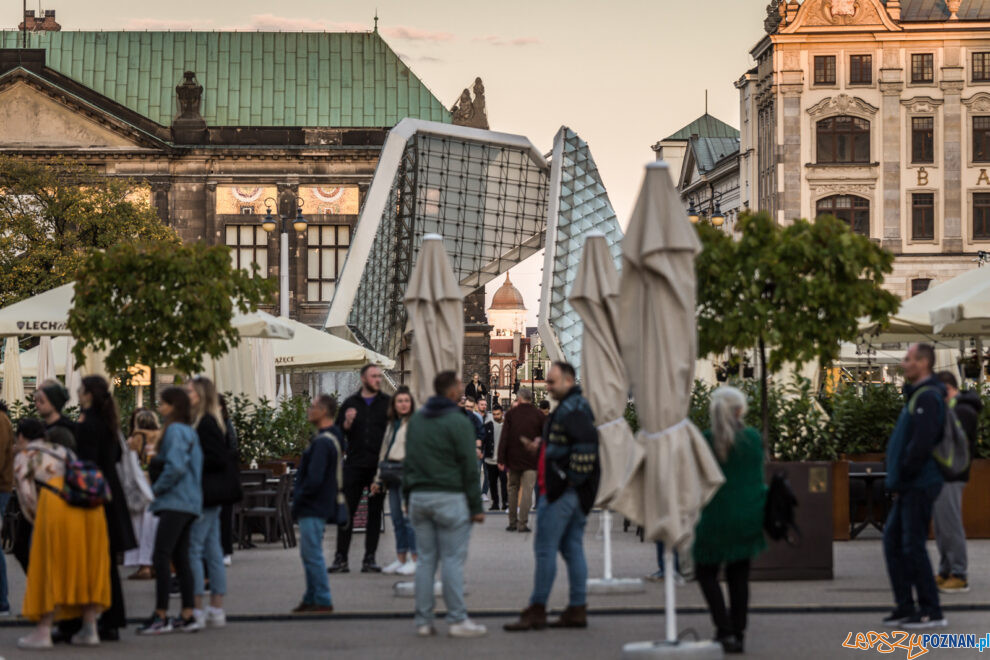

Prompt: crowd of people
xmin=0 ymin=341 xmax=976 ymax=654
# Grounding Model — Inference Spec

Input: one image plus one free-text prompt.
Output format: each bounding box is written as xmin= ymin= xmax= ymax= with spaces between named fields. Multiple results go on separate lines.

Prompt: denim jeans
xmin=409 ymin=491 xmax=472 ymax=626
xmin=189 ymin=505 xmax=227 ymax=597
xmin=478 ymin=458 xmax=489 ymax=495
xmin=883 ymin=483 xmax=943 ymax=618
xmin=656 ymin=541 xmax=680 ymax=575
xmin=0 ymin=492 xmax=9 ymax=611
xmin=388 ymin=485 xmax=417 ymax=555
xmin=530 ymin=489 xmax=588 ymax=607
xmin=298 ymin=517 xmax=332 ymax=606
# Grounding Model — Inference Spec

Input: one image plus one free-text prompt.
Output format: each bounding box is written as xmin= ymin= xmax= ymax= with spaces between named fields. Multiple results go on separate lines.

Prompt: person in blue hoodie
xmin=882 ymin=343 xmax=946 ymax=630
xmin=138 ymin=386 xmax=204 ymax=636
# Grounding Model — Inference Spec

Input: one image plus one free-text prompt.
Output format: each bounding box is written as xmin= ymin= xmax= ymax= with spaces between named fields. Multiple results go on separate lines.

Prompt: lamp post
xmin=509 ymin=359 xmax=522 ymax=405
xmin=262 ymin=196 xmax=307 ymax=318
xmin=687 ymin=190 xmax=726 ymax=228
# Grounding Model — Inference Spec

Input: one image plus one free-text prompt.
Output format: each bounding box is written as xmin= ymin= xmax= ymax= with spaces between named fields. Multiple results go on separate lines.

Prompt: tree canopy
xmin=68 ymin=241 xmax=275 ymax=376
xmin=0 ymin=156 xmax=178 ymax=308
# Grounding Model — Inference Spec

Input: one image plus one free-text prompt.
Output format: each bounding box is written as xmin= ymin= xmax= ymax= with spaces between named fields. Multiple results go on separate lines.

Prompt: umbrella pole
xmin=603 ymin=510 xmax=613 ymax=580
xmin=664 ymin=548 xmax=676 ymax=643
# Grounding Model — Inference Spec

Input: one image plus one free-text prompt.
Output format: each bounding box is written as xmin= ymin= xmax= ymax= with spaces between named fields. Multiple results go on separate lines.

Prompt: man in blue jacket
xmin=291 ymin=394 xmax=344 ymax=614
xmin=883 ymin=343 xmax=946 ymax=630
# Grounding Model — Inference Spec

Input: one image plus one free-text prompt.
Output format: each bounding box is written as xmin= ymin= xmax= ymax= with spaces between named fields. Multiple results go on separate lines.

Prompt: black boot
xmin=327 ymin=554 xmax=349 ymax=574
xmin=361 ymin=554 xmax=381 ymax=573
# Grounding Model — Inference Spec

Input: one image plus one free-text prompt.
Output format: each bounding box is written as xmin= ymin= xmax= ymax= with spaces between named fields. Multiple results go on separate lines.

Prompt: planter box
xmin=833 ymin=460 xmax=850 ymax=541
xmin=751 ymin=461 xmax=834 ymax=581
xmin=964 ymin=459 xmax=990 ymax=538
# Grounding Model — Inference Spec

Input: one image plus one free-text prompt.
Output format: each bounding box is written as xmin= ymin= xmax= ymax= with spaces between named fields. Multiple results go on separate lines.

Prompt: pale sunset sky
xmin=4 ymin=0 xmax=769 ymax=324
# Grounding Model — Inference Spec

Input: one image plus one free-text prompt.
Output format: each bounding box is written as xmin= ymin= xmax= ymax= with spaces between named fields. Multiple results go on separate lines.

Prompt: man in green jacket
xmin=403 ymin=370 xmax=486 ymax=639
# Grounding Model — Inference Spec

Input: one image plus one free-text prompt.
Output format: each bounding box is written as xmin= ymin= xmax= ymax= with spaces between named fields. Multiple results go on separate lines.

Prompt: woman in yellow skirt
xmin=14 ymin=427 xmax=111 ymax=650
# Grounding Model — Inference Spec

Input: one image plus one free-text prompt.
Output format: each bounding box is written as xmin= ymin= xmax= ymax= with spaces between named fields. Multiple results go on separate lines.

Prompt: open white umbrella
xmin=611 ymin=163 xmax=725 ymax=651
xmin=569 ymin=232 xmax=644 ymax=594
xmin=36 ymin=336 xmax=57 ymax=385
xmin=2 ymin=337 xmax=23 ymax=405
xmin=403 ymin=234 xmax=464 ymax=405
xmin=271 ymin=317 xmax=395 ymax=372
xmin=253 ymin=339 xmax=278 ymax=402
xmin=929 ymin=266 xmax=990 ymax=336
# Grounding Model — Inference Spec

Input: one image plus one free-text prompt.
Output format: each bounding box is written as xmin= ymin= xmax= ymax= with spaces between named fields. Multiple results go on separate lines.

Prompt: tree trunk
xmin=149 ymin=365 xmax=157 ymax=408
xmin=759 ymin=334 xmax=769 ymax=444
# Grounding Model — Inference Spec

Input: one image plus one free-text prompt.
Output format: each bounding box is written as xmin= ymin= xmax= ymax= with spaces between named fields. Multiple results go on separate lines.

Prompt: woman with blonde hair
xmin=692 ymin=386 xmax=767 ymax=655
xmin=186 ymin=376 xmax=240 ymax=630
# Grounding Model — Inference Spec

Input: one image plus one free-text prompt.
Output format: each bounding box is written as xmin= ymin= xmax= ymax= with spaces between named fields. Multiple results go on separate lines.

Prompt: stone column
xmin=942 ymin=54 xmax=965 ymax=252
xmin=881 ymin=78 xmax=904 ymax=252
xmin=779 ymin=85 xmax=803 ymax=223
xmin=205 ymin=182 xmax=218 ymax=244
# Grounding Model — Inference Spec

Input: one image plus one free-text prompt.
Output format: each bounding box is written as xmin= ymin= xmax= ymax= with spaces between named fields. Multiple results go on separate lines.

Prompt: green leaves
xmin=68 ymin=241 xmax=275 ymax=375
xmin=228 ymin=394 xmax=314 ymax=464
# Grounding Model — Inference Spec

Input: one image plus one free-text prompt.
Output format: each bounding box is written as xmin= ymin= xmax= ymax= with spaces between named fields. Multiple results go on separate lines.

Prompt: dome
xmin=490 ymin=273 xmax=526 ymax=311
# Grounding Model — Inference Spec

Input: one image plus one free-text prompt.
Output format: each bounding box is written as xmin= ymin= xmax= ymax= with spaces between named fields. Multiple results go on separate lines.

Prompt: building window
xmin=225 ymin=225 xmax=268 ymax=277
xmin=975 ymin=116 xmax=990 ymax=162
xmin=912 ymin=117 xmax=934 ymax=164
xmin=911 ymin=278 xmax=932 ymax=297
xmin=974 ymin=193 xmax=990 ymax=239
xmin=816 ymin=116 xmax=870 ymax=164
xmin=814 ymin=56 xmax=836 ymax=85
xmin=911 ymin=54 xmax=934 ymax=84
xmin=911 ymin=193 xmax=935 ymax=240
xmin=849 ymin=55 xmax=872 ymax=85
xmin=974 ymin=52 xmax=990 ymax=82
xmin=306 ymin=224 xmax=350 ymax=302
xmin=816 ymin=195 xmax=870 ymax=236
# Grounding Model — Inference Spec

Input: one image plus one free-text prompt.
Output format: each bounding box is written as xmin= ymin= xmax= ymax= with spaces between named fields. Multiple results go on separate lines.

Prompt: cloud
xmin=122 ymin=18 xmax=215 ymax=30
xmin=473 ymin=34 xmax=541 ymax=47
xmin=244 ymin=14 xmax=365 ymax=31
xmin=381 ymin=26 xmax=454 ymax=42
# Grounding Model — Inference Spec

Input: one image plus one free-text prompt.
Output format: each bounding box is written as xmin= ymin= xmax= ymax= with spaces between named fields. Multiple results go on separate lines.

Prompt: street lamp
xmin=262 ymin=196 xmax=307 ymax=318
xmin=711 ymin=199 xmax=725 ymax=227
xmin=687 ymin=201 xmax=700 ymax=224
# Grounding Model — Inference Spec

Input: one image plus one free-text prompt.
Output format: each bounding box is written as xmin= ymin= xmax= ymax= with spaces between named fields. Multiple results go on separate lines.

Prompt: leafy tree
xmin=67 ymin=241 xmax=275 ymax=378
xmin=0 ymin=156 xmax=178 ymax=307
xmin=696 ymin=212 xmax=899 ymax=439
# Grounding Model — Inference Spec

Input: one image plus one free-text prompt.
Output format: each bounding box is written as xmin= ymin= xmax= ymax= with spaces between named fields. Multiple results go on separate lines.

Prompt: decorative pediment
xmin=963 ymin=93 xmax=990 ymax=114
xmin=781 ymin=0 xmax=901 ymax=33
xmin=901 ymin=97 xmax=944 ymax=114
xmin=0 ymin=69 xmax=165 ymax=150
xmin=807 ymin=94 xmax=879 ymax=119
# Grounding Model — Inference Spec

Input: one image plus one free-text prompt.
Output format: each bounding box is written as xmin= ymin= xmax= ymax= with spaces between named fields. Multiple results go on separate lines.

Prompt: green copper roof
xmin=0 ymin=31 xmax=451 ymax=128
xmin=663 ymin=113 xmax=739 ymax=142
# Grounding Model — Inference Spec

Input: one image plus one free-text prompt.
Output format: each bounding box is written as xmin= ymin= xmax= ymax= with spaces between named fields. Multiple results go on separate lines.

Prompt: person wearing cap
xmin=34 ymin=380 xmax=77 ymax=450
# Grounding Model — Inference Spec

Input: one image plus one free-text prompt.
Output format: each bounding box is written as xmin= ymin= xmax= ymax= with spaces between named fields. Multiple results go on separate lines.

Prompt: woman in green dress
xmin=693 ymin=386 xmax=767 ymax=655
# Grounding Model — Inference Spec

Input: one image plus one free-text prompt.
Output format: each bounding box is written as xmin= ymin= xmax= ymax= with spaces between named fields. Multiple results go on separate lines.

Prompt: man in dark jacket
xmin=497 ymin=387 xmax=543 ymax=532
xmin=933 ymin=371 xmax=981 ymax=594
xmin=505 ymin=362 xmax=599 ymax=632
xmin=882 ymin=344 xmax=946 ymax=630
xmin=291 ymin=394 xmax=343 ymax=614
xmin=329 ymin=365 xmax=391 ymax=574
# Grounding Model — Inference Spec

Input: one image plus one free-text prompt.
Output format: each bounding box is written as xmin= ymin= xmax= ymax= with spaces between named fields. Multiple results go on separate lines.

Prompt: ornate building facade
xmin=739 ymin=0 xmax=990 ymax=297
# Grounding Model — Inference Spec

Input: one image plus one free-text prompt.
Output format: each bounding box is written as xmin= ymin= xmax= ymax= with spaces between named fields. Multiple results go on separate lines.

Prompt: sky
xmin=4 ymin=0 xmax=769 ymax=325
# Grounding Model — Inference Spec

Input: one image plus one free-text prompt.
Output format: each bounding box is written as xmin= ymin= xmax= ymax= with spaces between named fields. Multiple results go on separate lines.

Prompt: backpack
xmin=908 ymin=388 xmax=971 ymax=480
xmin=37 ymin=448 xmax=112 ymax=509
xmin=763 ymin=471 xmax=800 ymax=545
xmin=319 ymin=428 xmax=348 ymax=527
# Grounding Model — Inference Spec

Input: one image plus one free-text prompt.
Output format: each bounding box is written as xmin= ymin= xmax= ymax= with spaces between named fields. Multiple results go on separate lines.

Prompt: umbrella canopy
xmin=569 ymin=233 xmax=641 ymax=508
xmin=929 ymin=266 xmax=990 ymax=336
xmin=2 ymin=337 xmax=24 ymax=405
xmin=272 ymin=317 xmax=395 ymax=372
xmin=403 ymin=235 xmax=464 ymax=405
xmin=36 ymin=336 xmax=57 ymax=384
xmin=610 ymin=163 xmax=724 ymax=548
xmin=253 ymin=339 xmax=278 ymax=402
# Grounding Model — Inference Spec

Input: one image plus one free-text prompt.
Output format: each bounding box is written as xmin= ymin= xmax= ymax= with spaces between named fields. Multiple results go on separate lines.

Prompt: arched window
xmin=817 ymin=115 xmax=870 ymax=164
xmin=817 ymin=195 xmax=870 ymax=236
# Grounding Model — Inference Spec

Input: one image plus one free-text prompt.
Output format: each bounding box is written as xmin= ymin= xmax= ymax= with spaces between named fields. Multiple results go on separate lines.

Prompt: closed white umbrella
xmin=253 ymin=339 xmax=278 ymax=402
xmin=65 ymin=337 xmax=81 ymax=408
xmin=403 ymin=234 xmax=464 ymax=405
xmin=2 ymin=337 xmax=23 ymax=406
xmin=36 ymin=336 xmax=57 ymax=384
xmin=610 ymin=163 xmax=724 ymax=651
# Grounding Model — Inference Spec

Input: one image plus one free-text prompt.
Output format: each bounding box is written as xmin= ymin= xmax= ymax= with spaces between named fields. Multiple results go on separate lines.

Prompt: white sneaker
xmin=417 ymin=624 xmax=437 ymax=637
xmin=382 ymin=560 xmax=404 ymax=575
xmin=191 ymin=609 xmax=207 ymax=631
xmin=71 ymin=627 xmax=100 ymax=647
xmin=481 ymin=494 xmax=490 ymax=502
xmin=223 ymin=555 xmax=232 ymax=567
xmin=448 ymin=618 xmax=487 ymax=638
xmin=398 ymin=560 xmax=417 ymax=576
xmin=206 ymin=607 xmax=226 ymax=628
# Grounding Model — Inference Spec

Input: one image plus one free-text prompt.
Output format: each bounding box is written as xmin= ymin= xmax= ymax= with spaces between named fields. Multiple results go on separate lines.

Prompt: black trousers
xmin=335 ymin=465 xmax=384 ymax=561
xmin=485 ymin=463 xmax=507 ymax=507
xmin=695 ymin=559 xmax=751 ymax=638
xmin=220 ymin=503 xmax=234 ymax=556
xmin=153 ymin=511 xmax=196 ymax=612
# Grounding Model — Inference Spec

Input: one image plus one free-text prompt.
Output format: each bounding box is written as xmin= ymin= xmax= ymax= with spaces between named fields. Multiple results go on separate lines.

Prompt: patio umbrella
xmin=65 ymin=337 xmax=80 ymax=407
xmin=2 ymin=337 xmax=23 ymax=405
xmin=253 ymin=339 xmax=278 ymax=402
xmin=403 ymin=234 xmax=464 ymax=405
xmin=610 ymin=162 xmax=724 ymax=647
xmin=36 ymin=336 xmax=57 ymax=384
xmin=569 ymin=232 xmax=644 ymax=593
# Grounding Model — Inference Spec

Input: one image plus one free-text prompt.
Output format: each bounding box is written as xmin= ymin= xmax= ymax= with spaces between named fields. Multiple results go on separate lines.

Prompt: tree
xmin=0 ymin=156 xmax=178 ymax=308
xmin=67 ymin=241 xmax=276 ymax=378
xmin=696 ymin=212 xmax=899 ymax=438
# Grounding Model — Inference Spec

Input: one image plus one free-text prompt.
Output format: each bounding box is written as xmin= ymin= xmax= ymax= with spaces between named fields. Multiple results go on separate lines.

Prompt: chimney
xmin=18 ymin=9 xmax=61 ymax=32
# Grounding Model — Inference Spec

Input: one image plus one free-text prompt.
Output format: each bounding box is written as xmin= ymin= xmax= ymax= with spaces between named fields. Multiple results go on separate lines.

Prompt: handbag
xmin=377 ymin=422 xmax=403 ymax=487
xmin=117 ymin=433 xmax=154 ymax=515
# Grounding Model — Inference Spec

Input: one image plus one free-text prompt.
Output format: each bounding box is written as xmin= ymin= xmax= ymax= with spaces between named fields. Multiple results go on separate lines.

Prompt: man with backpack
xmin=933 ymin=372 xmax=980 ymax=594
xmin=882 ymin=343 xmax=946 ymax=630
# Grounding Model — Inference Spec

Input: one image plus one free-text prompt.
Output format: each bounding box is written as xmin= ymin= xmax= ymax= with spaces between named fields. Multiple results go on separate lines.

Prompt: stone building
xmin=487 ymin=275 xmax=550 ymax=405
xmin=738 ymin=0 xmax=990 ymax=298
